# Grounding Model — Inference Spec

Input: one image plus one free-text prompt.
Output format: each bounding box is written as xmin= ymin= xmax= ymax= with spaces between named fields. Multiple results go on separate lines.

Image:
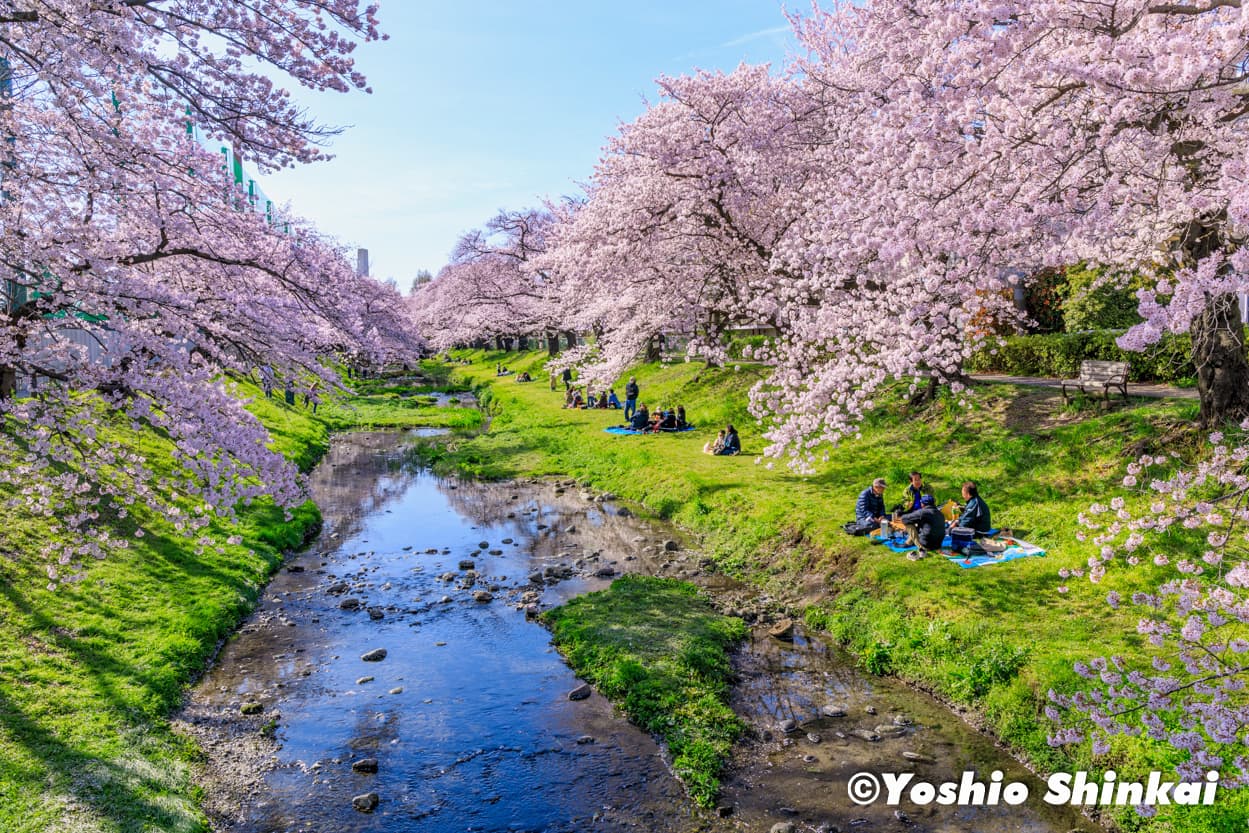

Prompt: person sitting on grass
xmin=956 ymin=481 xmax=992 ymax=536
xmin=717 ymin=424 xmax=741 ymax=455
xmin=565 ymin=388 xmax=584 ymax=409
xmin=516 ymin=371 xmax=532 ymax=382
xmin=656 ymin=408 xmax=678 ymax=431
xmin=676 ymin=405 xmax=688 ymax=429
xmin=703 ymin=430 xmax=726 ymax=455
xmin=901 ymin=470 xmax=934 ymax=513
xmin=596 ymin=391 xmax=609 ymax=409
xmin=628 ymin=403 xmax=650 ymax=431
xmin=898 ymin=494 xmax=946 ymax=559
xmin=606 ymin=388 xmax=621 ymax=409
xmin=855 ymin=478 xmax=887 ymax=526
xmin=587 ymin=390 xmax=598 ymax=408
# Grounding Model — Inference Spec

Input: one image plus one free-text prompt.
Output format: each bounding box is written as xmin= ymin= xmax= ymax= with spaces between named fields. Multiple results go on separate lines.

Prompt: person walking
xmin=624 ymin=376 xmax=639 ymax=421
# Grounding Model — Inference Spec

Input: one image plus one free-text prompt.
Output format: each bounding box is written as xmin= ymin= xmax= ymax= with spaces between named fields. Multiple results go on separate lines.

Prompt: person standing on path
xmin=624 ymin=377 xmax=639 ymax=421
xmin=283 ymin=379 xmax=295 ymax=406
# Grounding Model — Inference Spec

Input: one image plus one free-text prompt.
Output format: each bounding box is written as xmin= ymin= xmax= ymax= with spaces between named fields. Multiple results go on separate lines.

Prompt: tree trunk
xmin=547 ymin=331 xmax=559 ymax=356
xmin=645 ymin=335 xmax=660 ymax=362
xmin=494 ymin=335 xmax=505 ymax=351
xmin=0 ymin=365 xmax=16 ymax=399
xmin=562 ymin=330 xmax=577 ymax=350
xmin=518 ymin=334 xmax=529 ymax=351
xmin=1192 ymin=292 xmax=1249 ymax=427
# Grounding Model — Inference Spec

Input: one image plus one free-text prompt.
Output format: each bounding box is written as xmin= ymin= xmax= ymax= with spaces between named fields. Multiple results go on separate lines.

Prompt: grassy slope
xmin=429 ymin=349 xmax=1243 ymax=833
xmin=543 ymin=576 xmax=746 ymax=807
xmin=0 ymin=374 xmax=478 ymax=833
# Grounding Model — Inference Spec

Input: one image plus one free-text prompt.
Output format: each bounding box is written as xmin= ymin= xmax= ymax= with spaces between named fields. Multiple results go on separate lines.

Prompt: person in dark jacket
xmin=676 ymin=405 xmax=687 ymax=429
xmin=624 ymin=377 xmax=640 ymax=421
xmin=855 ymin=478 xmax=887 ymax=525
xmin=657 ymin=408 xmax=677 ymax=431
xmin=717 ymin=424 xmax=741 ymax=455
xmin=562 ymin=367 xmax=573 ymax=392
xmin=900 ymin=494 xmax=946 ymax=553
xmin=956 ymin=481 xmax=992 ymax=535
xmin=901 ymin=471 xmax=934 ymax=513
xmin=629 ymin=404 xmax=650 ymax=431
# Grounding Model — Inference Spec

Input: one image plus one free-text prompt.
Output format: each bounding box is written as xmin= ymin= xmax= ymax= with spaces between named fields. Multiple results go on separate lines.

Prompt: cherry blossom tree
xmin=534 ymin=65 xmax=821 ymax=386
xmin=783 ymin=0 xmax=1249 ymax=793
xmin=0 ymin=1 xmax=420 ymax=585
xmin=410 ymin=208 xmax=566 ymax=353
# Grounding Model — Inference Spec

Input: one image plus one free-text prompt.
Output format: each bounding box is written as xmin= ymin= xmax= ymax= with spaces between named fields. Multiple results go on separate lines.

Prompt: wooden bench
xmin=1061 ymin=359 xmax=1129 ymax=404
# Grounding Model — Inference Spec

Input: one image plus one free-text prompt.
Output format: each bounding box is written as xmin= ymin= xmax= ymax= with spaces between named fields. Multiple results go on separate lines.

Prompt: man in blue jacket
xmin=957 ymin=481 xmax=992 ymax=535
xmin=856 ymin=478 xmax=887 ymax=525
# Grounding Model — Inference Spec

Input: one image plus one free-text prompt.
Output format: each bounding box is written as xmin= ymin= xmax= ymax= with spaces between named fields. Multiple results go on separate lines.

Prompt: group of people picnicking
xmin=855 ymin=471 xmax=992 ymax=559
xmin=564 ymin=386 xmax=622 ymax=409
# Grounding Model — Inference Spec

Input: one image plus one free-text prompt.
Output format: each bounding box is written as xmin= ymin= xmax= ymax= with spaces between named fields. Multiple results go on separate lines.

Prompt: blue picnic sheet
xmin=603 ymin=426 xmax=695 ymax=435
xmin=945 ymin=544 xmax=1046 ymax=569
xmin=869 ymin=530 xmax=1046 ymax=571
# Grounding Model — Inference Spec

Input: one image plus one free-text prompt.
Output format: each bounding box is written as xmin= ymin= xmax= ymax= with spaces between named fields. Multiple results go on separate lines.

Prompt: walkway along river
xmin=177 ymin=430 xmax=1092 ymax=833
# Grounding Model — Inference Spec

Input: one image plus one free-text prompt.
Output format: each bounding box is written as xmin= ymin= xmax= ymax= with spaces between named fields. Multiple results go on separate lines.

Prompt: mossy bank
xmin=0 ymin=371 xmax=480 ymax=833
xmin=418 ymin=350 xmax=1245 ymax=833
xmin=543 ymin=575 xmax=746 ymax=807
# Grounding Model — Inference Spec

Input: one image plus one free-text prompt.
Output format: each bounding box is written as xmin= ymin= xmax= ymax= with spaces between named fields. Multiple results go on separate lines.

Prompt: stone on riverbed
xmin=361 ymin=648 xmax=387 ymax=662
xmin=240 ymin=701 xmax=263 ymax=715
xmin=778 ymin=719 xmax=798 ymax=734
xmin=458 ymin=559 xmax=476 ymax=570
xmin=339 ymin=598 xmax=361 ymax=610
xmin=768 ymin=618 xmax=795 ymax=640
xmin=356 ymin=676 xmax=374 ymax=685
xmin=326 ymin=581 xmax=350 ymax=595
xmin=850 ymin=729 xmax=881 ymax=742
xmin=368 ymin=608 xmax=384 ymax=620
xmin=351 ymin=792 xmax=379 ymax=813
xmin=820 ymin=704 xmax=847 ymax=718
xmin=351 ymin=758 xmax=379 ymax=773
xmin=473 ymin=590 xmax=493 ymax=602
xmin=770 ymin=823 xmax=795 ymax=833
xmin=478 ymin=541 xmax=489 ymax=549
xmin=568 ymin=683 xmax=592 ymax=701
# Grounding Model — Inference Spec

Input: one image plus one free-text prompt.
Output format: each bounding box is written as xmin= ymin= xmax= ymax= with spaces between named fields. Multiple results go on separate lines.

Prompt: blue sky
xmin=262 ymin=1 xmax=799 ymax=289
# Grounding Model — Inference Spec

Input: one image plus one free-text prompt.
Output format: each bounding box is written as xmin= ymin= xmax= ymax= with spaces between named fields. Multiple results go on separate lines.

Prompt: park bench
xmin=1061 ymin=359 xmax=1129 ymax=404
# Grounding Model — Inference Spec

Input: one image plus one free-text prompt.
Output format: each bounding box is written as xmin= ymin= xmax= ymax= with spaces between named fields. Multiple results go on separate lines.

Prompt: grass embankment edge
xmin=542 ymin=575 xmax=747 ymax=808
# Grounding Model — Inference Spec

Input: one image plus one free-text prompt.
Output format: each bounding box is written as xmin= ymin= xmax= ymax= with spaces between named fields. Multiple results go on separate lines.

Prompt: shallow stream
xmin=180 ymin=431 xmax=1091 ymax=833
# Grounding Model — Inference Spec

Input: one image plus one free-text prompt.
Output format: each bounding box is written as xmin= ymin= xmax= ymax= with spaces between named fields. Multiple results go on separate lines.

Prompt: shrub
xmin=969 ymin=330 xmax=1197 ymax=384
xmin=1062 ymin=265 xmax=1145 ymax=332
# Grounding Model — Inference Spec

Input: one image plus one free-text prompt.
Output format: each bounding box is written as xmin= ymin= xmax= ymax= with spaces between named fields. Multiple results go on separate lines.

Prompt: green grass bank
xmin=421 ymin=349 xmax=1244 ymax=833
xmin=0 ymin=371 xmax=479 ymax=833
xmin=543 ymin=575 xmax=747 ymax=807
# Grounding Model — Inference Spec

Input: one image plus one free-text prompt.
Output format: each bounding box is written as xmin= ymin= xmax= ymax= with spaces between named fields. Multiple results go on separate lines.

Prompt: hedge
xmin=968 ymin=330 xmax=1197 ymax=385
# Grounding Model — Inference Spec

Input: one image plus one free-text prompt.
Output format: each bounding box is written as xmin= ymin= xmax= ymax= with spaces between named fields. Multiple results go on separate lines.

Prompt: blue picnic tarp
xmin=603 ymin=426 xmax=696 ymax=436
xmin=868 ymin=530 xmax=1045 ymax=568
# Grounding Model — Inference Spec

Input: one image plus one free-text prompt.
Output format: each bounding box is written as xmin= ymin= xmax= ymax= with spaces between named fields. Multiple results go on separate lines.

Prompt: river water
xmin=180 ymin=431 xmax=1091 ymax=833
